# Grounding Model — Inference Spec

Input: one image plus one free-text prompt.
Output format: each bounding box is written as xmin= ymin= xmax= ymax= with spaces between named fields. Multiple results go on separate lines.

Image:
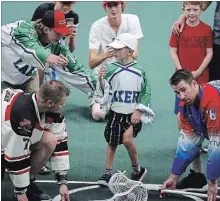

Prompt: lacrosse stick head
xmin=108 ymin=184 xmax=148 ymax=201
xmin=127 ymin=185 xmax=148 ymax=201
xmin=108 ymin=172 xmax=142 ymax=195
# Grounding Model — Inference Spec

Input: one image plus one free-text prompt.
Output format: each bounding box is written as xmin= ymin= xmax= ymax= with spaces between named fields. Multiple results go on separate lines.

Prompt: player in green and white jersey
xmin=1 ymin=10 xmax=104 ymax=121
xmin=95 ymin=33 xmax=155 ymax=186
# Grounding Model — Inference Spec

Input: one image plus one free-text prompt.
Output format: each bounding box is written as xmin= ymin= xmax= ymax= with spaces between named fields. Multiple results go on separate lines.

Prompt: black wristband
xmin=14 ymin=187 xmax=27 ymax=194
xmin=54 ymin=172 xmax=68 ymax=185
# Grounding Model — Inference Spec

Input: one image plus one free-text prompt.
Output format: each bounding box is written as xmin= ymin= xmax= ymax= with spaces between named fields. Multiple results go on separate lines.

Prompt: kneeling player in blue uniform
xmin=161 ymin=70 xmax=220 ymax=201
xmin=94 ymin=33 xmax=155 ymax=186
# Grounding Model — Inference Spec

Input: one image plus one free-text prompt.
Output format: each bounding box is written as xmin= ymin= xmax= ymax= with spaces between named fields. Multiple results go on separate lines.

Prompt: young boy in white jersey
xmin=95 ymin=33 xmax=155 ymax=186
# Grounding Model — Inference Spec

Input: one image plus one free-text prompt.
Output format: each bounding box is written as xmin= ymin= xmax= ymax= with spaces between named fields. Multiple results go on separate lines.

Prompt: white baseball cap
xmin=107 ymin=33 xmax=137 ymax=51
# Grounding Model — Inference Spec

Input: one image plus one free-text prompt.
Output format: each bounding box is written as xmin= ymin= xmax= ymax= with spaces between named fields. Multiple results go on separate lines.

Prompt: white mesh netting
xmin=107 ymin=172 xmax=148 ymax=201
xmin=92 ymin=172 xmax=220 ymax=201
xmin=108 ymin=172 xmax=142 ymax=194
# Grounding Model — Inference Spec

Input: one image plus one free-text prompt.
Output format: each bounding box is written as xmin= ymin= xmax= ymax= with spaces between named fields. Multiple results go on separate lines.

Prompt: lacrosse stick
xmin=144 ymin=183 xmax=220 ymax=199
xmin=108 ymin=172 xmax=142 ymax=194
xmin=108 ymin=172 xmax=220 ymax=200
xmin=107 ymin=184 xmax=148 ymax=201
xmin=90 ymin=184 xmax=148 ymax=201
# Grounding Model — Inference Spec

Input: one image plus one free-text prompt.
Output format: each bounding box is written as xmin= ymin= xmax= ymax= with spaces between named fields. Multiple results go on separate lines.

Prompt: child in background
xmin=170 ymin=1 xmax=213 ymax=119
xmin=169 ymin=1 xmax=213 ymax=189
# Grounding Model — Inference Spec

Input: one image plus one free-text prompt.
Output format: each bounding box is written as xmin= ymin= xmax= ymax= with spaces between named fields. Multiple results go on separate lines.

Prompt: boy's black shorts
xmin=104 ymin=110 xmax=142 ymax=145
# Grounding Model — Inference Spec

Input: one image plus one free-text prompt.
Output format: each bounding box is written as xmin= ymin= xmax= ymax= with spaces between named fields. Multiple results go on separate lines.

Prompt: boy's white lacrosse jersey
xmin=103 ymin=60 xmax=151 ymax=114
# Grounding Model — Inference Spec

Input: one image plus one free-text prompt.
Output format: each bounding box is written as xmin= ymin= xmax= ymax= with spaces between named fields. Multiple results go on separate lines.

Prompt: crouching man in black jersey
xmin=1 ymin=80 xmax=71 ymax=201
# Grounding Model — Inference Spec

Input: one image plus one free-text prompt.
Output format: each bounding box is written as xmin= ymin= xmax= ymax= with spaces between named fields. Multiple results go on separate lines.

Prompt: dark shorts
xmin=104 ymin=110 xmax=142 ymax=145
xmin=174 ymin=95 xmax=180 ymax=115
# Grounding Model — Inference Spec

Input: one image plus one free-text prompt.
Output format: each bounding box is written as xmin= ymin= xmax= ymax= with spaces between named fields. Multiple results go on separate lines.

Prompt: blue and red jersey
xmin=172 ymin=81 xmax=220 ymax=180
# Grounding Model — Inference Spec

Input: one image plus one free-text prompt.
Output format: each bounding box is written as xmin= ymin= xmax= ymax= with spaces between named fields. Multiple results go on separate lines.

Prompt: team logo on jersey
xmin=18 ymin=119 xmax=32 ymax=136
xmin=4 ymin=90 xmax=15 ymax=102
xmin=209 ymin=108 xmax=217 ymax=121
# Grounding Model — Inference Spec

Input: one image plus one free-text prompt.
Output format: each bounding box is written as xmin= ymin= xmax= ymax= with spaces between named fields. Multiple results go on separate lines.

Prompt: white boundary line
xmin=36 ymin=180 xmax=220 ymax=201
xmin=52 ymin=185 xmax=101 ymax=201
xmin=36 ymin=179 xmax=98 ymax=185
xmin=184 ymin=195 xmax=204 ymax=201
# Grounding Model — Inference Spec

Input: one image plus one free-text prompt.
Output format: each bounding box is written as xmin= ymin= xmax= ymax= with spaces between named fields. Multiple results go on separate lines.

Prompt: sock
xmin=190 ymin=156 xmax=203 ymax=174
xmin=105 ymin=169 xmax=112 ymax=175
xmin=132 ymin=164 xmax=141 ymax=172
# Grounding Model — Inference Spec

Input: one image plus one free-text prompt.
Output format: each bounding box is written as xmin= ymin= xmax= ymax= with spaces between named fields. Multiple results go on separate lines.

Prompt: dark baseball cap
xmin=61 ymin=1 xmax=76 ymax=5
xmin=41 ymin=10 xmax=71 ymax=36
xmin=103 ymin=1 xmax=123 ymax=5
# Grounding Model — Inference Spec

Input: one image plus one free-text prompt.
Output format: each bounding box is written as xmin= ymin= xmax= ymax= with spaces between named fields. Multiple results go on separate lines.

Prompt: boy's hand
xmin=98 ymin=65 xmax=106 ymax=89
xmin=131 ymin=110 xmax=141 ymax=124
xmin=46 ymin=54 xmax=68 ymax=67
xmin=191 ymin=70 xmax=201 ymax=79
xmin=104 ymin=48 xmax=115 ymax=59
xmin=98 ymin=65 xmax=106 ymax=82
xmin=67 ymin=24 xmax=77 ymax=39
xmin=171 ymin=13 xmax=186 ymax=36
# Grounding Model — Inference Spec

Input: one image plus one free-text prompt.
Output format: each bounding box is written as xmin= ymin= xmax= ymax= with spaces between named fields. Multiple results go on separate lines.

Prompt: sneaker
xmin=131 ymin=167 xmax=147 ymax=181
xmin=26 ymin=181 xmax=52 ymax=201
xmin=176 ymin=169 xmax=207 ymax=189
xmin=97 ymin=174 xmax=112 ymax=187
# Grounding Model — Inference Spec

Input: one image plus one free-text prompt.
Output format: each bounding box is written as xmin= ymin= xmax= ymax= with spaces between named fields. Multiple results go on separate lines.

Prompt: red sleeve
xmin=169 ymin=32 xmax=179 ymax=48
xmin=207 ymin=26 xmax=213 ymax=48
xmin=201 ymin=85 xmax=220 ymax=136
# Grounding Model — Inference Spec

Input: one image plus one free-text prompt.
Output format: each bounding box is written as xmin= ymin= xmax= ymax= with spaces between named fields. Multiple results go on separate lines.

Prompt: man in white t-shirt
xmin=89 ymin=1 xmax=144 ymax=77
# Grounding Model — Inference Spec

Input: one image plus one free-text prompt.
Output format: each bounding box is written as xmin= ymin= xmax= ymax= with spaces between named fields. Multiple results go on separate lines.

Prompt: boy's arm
xmin=170 ymin=47 xmax=182 ymax=70
xmin=194 ymin=27 xmax=213 ymax=78
xmin=132 ymin=40 xmax=139 ymax=59
xmin=94 ymin=66 xmax=112 ymax=114
xmin=135 ymin=72 xmax=155 ymax=124
xmin=65 ymin=13 xmax=79 ymax=53
xmin=129 ymin=15 xmax=144 ymax=59
xmin=53 ymin=44 xmax=97 ymax=95
xmin=7 ymin=22 xmax=50 ymax=70
xmin=137 ymin=71 xmax=151 ymax=107
xmin=88 ymin=24 xmax=114 ymax=69
xmin=202 ymin=1 xmax=212 ymax=11
xmin=59 ymin=44 xmax=82 ymax=72
xmin=66 ymin=35 xmax=76 ymax=53
xmin=89 ymin=49 xmax=110 ymax=69
xmin=195 ymin=48 xmax=213 ymax=77
xmin=169 ymin=33 xmax=181 ymax=70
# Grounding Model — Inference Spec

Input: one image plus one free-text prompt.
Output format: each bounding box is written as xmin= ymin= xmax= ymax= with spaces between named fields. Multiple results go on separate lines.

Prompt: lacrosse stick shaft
xmin=162 ymin=189 xmax=220 ymax=199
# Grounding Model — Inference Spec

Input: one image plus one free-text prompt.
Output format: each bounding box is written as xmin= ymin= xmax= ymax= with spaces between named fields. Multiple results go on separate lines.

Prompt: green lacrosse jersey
xmin=1 ymin=20 xmax=96 ymax=87
xmin=104 ymin=60 xmax=151 ymax=114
